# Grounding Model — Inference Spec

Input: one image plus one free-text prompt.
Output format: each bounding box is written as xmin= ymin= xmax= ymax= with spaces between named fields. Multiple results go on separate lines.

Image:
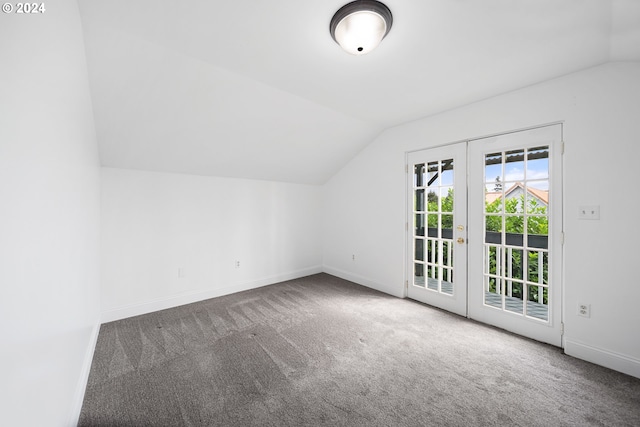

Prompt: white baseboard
xmin=68 ymin=322 xmax=100 ymax=427
xmin=322 ymin=265 xmax=403 ymax=298
xmin=101 ymin=266 xmax=323 ymax=323
xmin=564 ymin=338 xmax=640 ymax=379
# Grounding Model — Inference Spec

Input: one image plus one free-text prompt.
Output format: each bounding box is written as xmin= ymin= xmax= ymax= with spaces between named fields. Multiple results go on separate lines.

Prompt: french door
xmin=407 ymin=125 xmax=563 ymax=346
xmin=406 ymin=143 xmax=467 ymax=317
xmin=468 ymin=125 xmax=563 ymax=346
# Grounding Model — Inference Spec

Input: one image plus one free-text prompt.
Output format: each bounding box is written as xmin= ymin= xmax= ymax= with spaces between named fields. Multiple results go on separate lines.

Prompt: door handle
xmin=457 ymin=237 xmax=465 ymax=244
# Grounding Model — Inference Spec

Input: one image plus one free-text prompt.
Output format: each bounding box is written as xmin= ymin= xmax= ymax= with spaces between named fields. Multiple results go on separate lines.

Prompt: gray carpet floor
xmin=79 ymin=273 xmax=640 ymax=426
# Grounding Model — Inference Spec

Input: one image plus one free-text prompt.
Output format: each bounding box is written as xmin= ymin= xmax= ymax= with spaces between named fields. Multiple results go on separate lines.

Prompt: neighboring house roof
xmin=485 ymin=182 xmax=548 ymax=206
xmin=527 ymin=186 xmax=549 ymax=205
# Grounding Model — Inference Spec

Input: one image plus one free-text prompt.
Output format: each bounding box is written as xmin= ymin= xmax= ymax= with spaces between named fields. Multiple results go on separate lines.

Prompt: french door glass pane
xmin=415 ymin=263 xmax=425 ymax=287
xmin=527 ymin=147 xmax=549 ymax=179
xmin=505 ymin=149 xmax=525 ymax=181
xmin=415 ymin=239 xmax=424 ymax=261
xmin=415 ymin=214 xmax=425 ymax=237
xmin=415 ymin=189 xmax=425 ymax=211
xmin=415 ymin=164 xmax=425 ymax=187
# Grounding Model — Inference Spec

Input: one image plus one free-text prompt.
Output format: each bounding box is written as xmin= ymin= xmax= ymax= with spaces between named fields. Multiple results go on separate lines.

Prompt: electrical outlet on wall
xmin=235 ymin=260 xmax=240 ymax=268
xmin=577 ymin=303 xmax=591 ymax=318
xmin=578 ymin=205 xmax=600 ymax=220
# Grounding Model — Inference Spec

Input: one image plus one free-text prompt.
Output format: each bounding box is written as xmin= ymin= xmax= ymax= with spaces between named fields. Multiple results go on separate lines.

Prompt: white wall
xmin=323 ymin=62 xmax=640 ymax=378
xmin=101 ymin=168 xmax=323 ymax=321
xmin=0 ymin=1 xmax=101 ymax=426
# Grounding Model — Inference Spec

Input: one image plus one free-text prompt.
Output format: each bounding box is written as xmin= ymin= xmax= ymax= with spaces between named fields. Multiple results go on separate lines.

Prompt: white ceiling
xmin=78 ymin=0 xmax=640 ymax=184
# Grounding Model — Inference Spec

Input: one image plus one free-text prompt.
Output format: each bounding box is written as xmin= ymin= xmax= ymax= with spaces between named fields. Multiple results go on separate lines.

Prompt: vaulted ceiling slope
xmin=78 ymin=0 xmax=640 ymax=184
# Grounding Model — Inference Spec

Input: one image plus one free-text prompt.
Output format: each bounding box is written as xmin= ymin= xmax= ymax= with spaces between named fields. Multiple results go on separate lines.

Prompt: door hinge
xmin=405 ymin=164 xmax=409 ymax=173
xmin=560 ymin=322 xmax=565 ymax=335
xmin=405 ymin=222 xmax=408 ymax=231
xmin=561 ymin=232 xmax=565 ymax=245
xmin=561 ymin=141 xmax=565 ymax=155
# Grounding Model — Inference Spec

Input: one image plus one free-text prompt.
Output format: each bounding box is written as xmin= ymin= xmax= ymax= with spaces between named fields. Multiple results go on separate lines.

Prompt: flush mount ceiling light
xmin=330 ymin=0 xmax=393 ymax=55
